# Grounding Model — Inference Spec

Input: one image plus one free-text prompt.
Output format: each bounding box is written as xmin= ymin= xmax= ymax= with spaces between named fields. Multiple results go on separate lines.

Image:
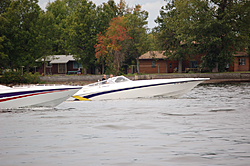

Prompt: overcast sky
xmin=38 ymin=0 xmax=167 ymax=29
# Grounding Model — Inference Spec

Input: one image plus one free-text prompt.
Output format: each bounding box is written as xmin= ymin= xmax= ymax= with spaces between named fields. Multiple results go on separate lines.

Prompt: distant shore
xmin=39 ymin=72 xmax=250 ymax=85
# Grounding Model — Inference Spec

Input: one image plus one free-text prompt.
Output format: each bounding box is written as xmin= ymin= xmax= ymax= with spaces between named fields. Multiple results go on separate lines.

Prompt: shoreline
xmin=202 ymin=79 xmax=250 ymax=84
xmin=38 ymin=72 xmax=250 ymax=85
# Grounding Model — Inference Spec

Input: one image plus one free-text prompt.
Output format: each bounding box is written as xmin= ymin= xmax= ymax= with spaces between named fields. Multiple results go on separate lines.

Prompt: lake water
xmin=1 ymin=83 xmax=250 ymax=166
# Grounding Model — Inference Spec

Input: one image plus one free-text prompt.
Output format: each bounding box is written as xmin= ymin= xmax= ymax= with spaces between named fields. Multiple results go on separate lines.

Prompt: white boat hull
xmin=73 ymin=77 xmax=209 ymax=101
xmin=0 ymin=85 xmax=82 ymax=109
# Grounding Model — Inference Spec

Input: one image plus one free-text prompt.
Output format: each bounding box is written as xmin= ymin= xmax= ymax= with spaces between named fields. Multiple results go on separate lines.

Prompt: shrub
xmin=0 ymin=71 xmax=23 ymax=85
xmin=188 ymin=71 xmax=195 ymax=74
xmin=23 ymin=72 xmax=40 ymax=84
xmin=0 ymin=71 xmax=40 ymax=85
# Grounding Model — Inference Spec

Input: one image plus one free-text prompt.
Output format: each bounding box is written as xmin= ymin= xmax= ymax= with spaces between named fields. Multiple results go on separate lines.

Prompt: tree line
xmin=154 ymin=0 xmax=250 ymax=72
xmin=0 ymin=0 xmax=249 ymax=75
xmin=0 ymin=0 xmax=149 ymax=75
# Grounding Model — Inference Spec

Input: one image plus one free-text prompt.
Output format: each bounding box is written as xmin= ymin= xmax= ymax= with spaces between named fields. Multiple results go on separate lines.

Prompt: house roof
xmin=233 ymin=51 xmax=248 ymax=57
xmin=140 ymin=51 xmax=248 ymax=59
xmin=37 ymin=55 xmax=76 ymax=64
xmin=139 ymin=51 xmax=166 ymax=59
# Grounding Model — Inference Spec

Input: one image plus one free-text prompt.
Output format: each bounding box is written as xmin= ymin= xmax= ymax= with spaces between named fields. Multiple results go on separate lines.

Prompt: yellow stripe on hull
xmin=72 ymin=96 xmax=91 ymax=101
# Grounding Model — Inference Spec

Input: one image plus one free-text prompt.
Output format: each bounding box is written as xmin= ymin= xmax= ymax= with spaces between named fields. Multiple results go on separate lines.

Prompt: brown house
xmin=37 ymin=55 xmax=83 ymax=75
xmin=139 ymin=51 xmax=249 ymax=73
xmin=229 ymin=51 xmax=250 ymax=72
xmin=139 ymin=51 xmax=202 ymax=73
xmin=139 ymin=51 xmax=169 ymax=73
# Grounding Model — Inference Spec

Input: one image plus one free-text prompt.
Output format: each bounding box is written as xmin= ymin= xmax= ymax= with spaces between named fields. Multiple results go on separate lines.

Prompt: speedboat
xmin=72 ymin=76 xmax=210 ymax=101
xmin=0 ymin=84 xmax=82 ymax=109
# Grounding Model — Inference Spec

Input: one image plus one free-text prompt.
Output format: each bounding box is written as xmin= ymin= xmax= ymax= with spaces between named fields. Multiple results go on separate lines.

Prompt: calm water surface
xmin=1 ymin=83 xmax=250 ymax=166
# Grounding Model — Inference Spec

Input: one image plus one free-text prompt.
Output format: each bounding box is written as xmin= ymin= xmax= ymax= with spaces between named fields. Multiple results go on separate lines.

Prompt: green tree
xmin=154 ymin=0 xmax=192 ymax=73
xmin=0 ymin=0 xmax=21 ymax=70
xmin=0 ymin=37 xmax=8 ymax=69
xmin=63 ymin=0 xmax=81 ymax=13
xmin=36 ymin=10 xmax=56 ymax=74
xmin=46 ymin=0 xmax=70 ymax=54
xmin=116 ymin=0 xmax=131 ymax=16
xmin=0 ymin=0 xmax=9 ymax=68
xmin=0 ymin=0 xmax=42 ymax=72
xmin=233 ymin=0 xmax=250 ymax=62
xmin=95 ymin=0 xmax=117 ymax=34
xmin=64 ymin=0 xmax=97 ymax=72
xmin=124 ymin=5 xmax=149 ymax=73
xmin=0 ymin=0 xmax=11 ymax=14
xmin=146 ymin=33 xmax=158 ymax=51
xmin=157 ymin=0 xmax=250 ymax=72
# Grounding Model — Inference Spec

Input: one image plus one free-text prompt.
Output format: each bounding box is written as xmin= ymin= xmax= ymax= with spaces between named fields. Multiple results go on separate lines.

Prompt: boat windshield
xmin=86 ymin=76 xmax=130 ymax=88
xmin=113 ymin=76 xmax=130 ymax=83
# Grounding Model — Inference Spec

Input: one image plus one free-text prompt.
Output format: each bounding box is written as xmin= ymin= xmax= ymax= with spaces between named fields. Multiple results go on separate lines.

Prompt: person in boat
xmin=107 ymin=74 xmax=114 ymax=84
xmin=102 ymin=74 xmax=106 ymax=81
xmin=101 ymin=74 xmax=107 ymax=84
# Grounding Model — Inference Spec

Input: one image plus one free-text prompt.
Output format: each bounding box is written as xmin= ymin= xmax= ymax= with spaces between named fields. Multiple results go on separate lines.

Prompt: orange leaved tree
xmin=95 ymin=16 xmax=132 ymax=75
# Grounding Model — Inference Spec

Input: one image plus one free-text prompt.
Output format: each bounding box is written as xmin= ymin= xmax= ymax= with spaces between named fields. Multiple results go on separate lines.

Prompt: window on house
xmin=190 ymin=60 xmax=197 ymax=68
xmin=152 ymin=61 xmax=156 ymax=68
xmin=46 ymin=61 xmax=52 ymax=67
xmin=73 ymin=62 xmax=83 ymax=69
xmin=239 ymin=58 xmax=245 ymax=65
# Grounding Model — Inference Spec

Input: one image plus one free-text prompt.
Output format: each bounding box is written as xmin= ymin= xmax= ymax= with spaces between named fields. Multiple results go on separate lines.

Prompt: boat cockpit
xmin=87 ymin=76 xmax=131 ymax=88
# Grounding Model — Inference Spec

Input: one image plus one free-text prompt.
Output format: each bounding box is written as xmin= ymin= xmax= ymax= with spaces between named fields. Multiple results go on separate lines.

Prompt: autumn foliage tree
xmin=95 ymin=16 xmax=132 ymax=75
xmin=95 ymin=32 xmax=107 ymax=74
